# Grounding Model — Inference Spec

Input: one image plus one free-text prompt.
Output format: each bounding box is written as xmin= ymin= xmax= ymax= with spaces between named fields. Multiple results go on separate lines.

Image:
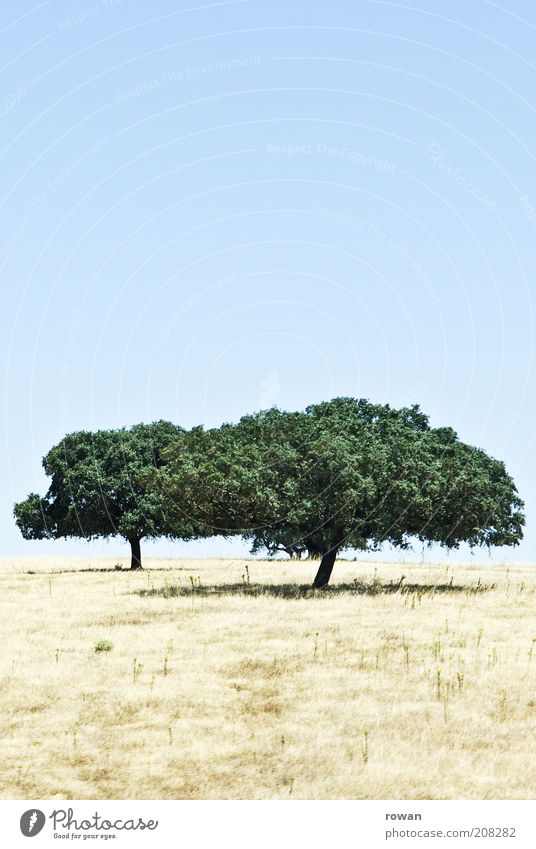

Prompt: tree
xmin=160 ymin=398 xmax=525 ymax=586
xmin=157 ymin=408 xmax=311 ymax=553
xmin=415 ymin=426 xmax=525 ymax=550
xmin=18 ymin=400 xmax=524 ymax=583
xmin=14 ymin=421 xmax=188 ymax=569
xmin=235 ymin=398 xmax=447 ymax=587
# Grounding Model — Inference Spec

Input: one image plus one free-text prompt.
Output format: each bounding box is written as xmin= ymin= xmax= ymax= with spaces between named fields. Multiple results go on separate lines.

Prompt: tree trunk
xmin=129 ymin=536 xmax=142 ymax=570
xmin=312 ymin=545 xmax=340 ymax=588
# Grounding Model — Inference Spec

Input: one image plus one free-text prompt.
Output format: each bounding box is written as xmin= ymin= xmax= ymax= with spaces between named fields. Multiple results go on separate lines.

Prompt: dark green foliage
xmin=418 ymin=427 xmax=524 ymax=549
xmin=160 ymin=397 xmax=524 ymax=585
xmin=14 ymin=421 xmax=189 ymax=568
xmin=12 ymin=493 xmax=48 ymax=540
xmin=15 ymin=399 xmax=525 ymax=583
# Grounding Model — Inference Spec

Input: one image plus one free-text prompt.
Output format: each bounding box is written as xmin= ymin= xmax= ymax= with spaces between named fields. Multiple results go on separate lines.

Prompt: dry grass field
xmin=1 ymin=556 xmax=535 ymax=800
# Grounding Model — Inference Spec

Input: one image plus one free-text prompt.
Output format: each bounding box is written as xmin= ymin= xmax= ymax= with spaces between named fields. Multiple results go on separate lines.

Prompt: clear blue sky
xmin=2 ymin=0 xmax=535 ymax=564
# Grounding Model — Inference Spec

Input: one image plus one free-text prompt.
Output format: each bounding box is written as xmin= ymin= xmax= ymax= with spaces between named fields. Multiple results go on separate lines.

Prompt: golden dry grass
xmin=1 ymin=556 xmax=535 ymax=800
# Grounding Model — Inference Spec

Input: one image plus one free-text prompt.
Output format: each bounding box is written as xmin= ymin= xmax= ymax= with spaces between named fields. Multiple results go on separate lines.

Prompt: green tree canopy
xmin=417 ymin=426 xmax=525 ymax=550
xmin=160 ymin=398 xmax=524 ymax=586
xmin=14 ymin=420 xmax=189 ymax=569
xmin=15 ymin=400 xmax=524 ymax=583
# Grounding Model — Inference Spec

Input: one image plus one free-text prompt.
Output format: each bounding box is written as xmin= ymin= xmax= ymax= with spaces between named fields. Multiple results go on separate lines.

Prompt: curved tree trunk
xmin=129 ymin=536 xmax=142 ymax=570
xmin=312 ymin=545 xmax=340 ymax=588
